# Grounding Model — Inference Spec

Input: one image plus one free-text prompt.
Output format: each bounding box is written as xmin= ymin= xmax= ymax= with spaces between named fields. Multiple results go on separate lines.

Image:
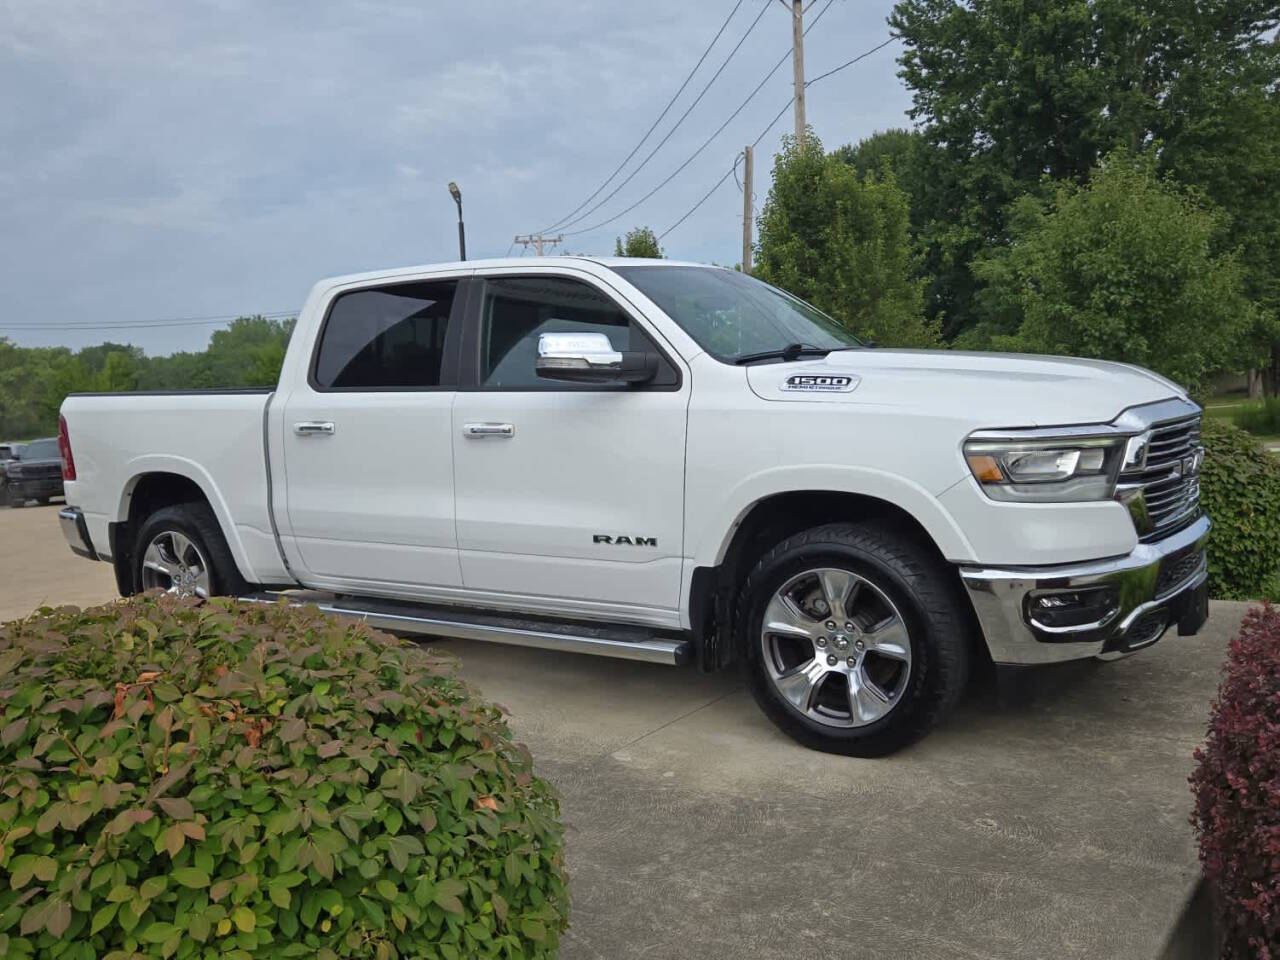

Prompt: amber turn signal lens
xmin=966 ymin=454 xmax=1004 ymax=484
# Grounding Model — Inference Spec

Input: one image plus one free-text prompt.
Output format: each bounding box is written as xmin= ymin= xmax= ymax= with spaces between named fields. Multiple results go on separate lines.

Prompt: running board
xmin=239 ymin=592 xmax=692 ymax=666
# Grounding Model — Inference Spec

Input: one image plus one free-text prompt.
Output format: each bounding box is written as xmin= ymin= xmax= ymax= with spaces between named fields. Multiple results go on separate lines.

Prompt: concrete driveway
xmin=0 ymin=503 xmax=1241 ymax=959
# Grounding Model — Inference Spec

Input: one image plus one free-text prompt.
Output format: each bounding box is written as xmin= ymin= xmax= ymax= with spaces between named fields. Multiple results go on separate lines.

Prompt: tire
xmin=738 ymin=521 xmax=970 ymax=757
xmin=133 ymin=502 xmax=249 ymax=598
xmin=36 ymin=497 xmax=50 ymax=506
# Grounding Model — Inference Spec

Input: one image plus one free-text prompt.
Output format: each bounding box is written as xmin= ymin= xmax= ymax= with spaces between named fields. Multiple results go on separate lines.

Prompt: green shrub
xmin=1201 ymin=417 xmax=1280 ymax=599
xmin=1232 ymin=396 xmax=1280 ymax=437
xmin=0 ymin=596 xmax=568 ymax=960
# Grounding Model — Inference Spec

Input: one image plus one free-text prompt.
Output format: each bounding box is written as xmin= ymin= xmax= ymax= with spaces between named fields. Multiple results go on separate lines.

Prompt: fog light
xmin=1025 ymin=587 xmax=1119 ymax=630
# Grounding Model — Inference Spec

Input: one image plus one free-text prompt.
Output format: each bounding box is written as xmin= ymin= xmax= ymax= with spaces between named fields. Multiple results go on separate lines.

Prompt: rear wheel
xmin=739 ymin=521 xmax=970 ymax=757
xmin=133 ymin=502 xmax=248 ymax=598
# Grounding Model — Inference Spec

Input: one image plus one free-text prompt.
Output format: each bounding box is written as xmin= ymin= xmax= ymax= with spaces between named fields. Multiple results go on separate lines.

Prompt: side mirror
xmin=535 ymin=331 xmax=657 ymax=384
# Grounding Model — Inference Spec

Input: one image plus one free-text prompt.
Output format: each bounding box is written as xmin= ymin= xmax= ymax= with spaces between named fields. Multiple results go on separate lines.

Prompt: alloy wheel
xmin=140 ymin=530 xmax=211 ymax=598
xmin=760 ymin=567 xmax=912 ymax=728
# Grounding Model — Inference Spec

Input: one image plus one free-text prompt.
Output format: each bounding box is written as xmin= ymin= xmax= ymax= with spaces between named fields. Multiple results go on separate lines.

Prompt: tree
xmin=973 ymin=151 xmax=1255 ymax=393
xmin=832 ymin=129 xmax=928 ymax=211
xmin=755 ymin=133 xmax=941 ymax=348
xmin=613 ymin=226 xmax=663 ymax=258
xmin=1160 ymin=59 xmax=1280 ymax=394
xmin=889 ymin=0 xmax=1280 ymax=339
xmin=0 ymin=316 xmax=295 ymax=438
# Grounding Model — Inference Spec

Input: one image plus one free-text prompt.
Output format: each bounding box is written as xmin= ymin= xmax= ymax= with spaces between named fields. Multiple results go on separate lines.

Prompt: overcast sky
xmin=0 ymin=0 xmax=912 ymax=355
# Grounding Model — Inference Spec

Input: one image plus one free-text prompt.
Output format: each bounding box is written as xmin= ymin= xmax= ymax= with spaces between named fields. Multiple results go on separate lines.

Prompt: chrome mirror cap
xmin=536 ymin=331 xmax=623 ymax=372
xmin=535 ymin=331 xmax=657 ymax=384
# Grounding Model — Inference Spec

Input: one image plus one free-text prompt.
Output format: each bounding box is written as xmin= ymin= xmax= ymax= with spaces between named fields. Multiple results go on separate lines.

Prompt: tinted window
xmin=23 ymin=439 xmax=58 ymax=459
xmin=479 ymin=276 xmax=670 ymax=389
xmin=314 ymin=280 xmax=457 ymax=389
xmin=613 ymin=265 xmax=861 ymax=362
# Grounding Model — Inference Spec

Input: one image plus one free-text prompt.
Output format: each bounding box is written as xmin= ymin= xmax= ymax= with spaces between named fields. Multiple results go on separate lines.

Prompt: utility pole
xmin=512 ymin=233 xmax=564 ymax=256
xmin=792 ymin=0 xmax=806 ymax=144
xmin=741 ymin=146 xmax=754 ymax=274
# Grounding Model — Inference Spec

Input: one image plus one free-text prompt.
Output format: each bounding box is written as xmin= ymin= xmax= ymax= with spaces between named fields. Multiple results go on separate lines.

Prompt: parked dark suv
xmin=0 ymin=442 xmax=24 ymax=500
xmin=6 ymin=437 xmax=64 ymax=507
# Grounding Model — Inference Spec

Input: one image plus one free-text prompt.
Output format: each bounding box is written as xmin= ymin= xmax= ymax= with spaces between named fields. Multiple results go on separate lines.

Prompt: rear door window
xmin=313 ymin=280 xmax=459 ymax=390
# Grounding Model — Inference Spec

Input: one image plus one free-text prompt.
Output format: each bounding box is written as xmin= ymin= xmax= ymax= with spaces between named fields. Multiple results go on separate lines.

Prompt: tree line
xmin=0 ymin=317 xmax=293 ymax=439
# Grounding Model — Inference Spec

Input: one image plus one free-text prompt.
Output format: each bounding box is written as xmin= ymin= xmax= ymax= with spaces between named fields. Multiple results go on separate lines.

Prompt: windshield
xmin=611 ymin=265 xmax=861 ymax=362
xmin=23 ymin=439 xmax=58 ymax=459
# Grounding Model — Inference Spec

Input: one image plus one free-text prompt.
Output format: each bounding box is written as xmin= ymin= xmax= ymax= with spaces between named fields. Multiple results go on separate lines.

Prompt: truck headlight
xmin=963 ymin=435 xmax=1123 ymax=503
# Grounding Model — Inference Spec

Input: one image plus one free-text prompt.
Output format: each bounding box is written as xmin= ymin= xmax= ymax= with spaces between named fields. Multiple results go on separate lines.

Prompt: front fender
xmin=691 ymin=464 xmax=978 ymax=570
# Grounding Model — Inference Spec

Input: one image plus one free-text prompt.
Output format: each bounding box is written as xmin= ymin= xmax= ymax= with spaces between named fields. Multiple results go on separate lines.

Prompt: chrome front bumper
xmin=960 ymin=515 xmax=1210 ymax=665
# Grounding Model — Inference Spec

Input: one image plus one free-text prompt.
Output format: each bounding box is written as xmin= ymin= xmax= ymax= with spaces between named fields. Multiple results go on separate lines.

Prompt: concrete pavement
xmin=0 ymin=503 xmax=1242 ymax=959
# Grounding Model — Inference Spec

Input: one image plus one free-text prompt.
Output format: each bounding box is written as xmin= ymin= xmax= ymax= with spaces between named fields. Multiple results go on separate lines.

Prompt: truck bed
xmin=60 ymin=389 xmax=286 ymax=586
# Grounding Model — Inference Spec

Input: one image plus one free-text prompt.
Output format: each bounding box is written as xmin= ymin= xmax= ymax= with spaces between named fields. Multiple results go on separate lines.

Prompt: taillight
xmin=58 ymin=414 xmax=77 ymax=481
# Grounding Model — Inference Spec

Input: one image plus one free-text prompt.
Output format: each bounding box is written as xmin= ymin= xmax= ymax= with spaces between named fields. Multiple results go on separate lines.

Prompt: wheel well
xmin=110 ymin=472 xmax=212 ymax=594
xmin=691 ymin=491 xmax=974 ymax=671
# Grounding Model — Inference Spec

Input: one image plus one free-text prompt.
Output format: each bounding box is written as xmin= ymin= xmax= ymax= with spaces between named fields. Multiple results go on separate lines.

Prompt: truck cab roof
xmin=313 ymin=256 xmax=715 ymax=290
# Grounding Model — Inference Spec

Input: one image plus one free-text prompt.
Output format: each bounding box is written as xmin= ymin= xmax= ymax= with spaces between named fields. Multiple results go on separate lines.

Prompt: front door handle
xmin=463 ymin=422 xmax=515 ymax=439
xmin=294 ymin=421 xmax=335 ymax=436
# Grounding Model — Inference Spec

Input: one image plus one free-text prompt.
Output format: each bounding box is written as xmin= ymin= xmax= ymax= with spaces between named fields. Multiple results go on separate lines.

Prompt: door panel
xmin=283 ymin=391 xmax=460 ymax=586
xmin=281 ymin=277 xmax=463 ymax=590
xmin=452 ymin=272 xmax=688 ymax=613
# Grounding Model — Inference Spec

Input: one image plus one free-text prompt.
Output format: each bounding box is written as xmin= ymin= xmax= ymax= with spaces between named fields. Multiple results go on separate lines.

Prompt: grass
xmin=1203 ymin=395 xmax=1280 ymax=450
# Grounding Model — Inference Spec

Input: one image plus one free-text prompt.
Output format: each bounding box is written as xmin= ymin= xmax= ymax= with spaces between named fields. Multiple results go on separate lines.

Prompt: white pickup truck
xmin=57 ymin=257 xmax=1210 ymax=755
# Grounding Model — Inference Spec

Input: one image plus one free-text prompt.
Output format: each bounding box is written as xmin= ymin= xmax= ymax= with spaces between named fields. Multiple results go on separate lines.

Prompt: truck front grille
xmin=1121 ymin=415 xmax=1203 ymax=540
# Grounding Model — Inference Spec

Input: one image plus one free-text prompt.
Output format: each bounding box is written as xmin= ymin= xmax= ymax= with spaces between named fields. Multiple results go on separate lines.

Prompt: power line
xmin=563 ymin=0 xmax=836 ymax=240
xmin=804 ymin=34 xmax=900 ymax=86
xmin=539 ymin=0 xmax=749 ymax=234
xmin=0 ymin=311 xmax=296 ymax=332
xmin=553 ymin=0 xmax=779 ymax=235
xmin=659 ymin=34 xmax=901 ymax=241
xmin=660 ymin=97 xmax=793 ymax=239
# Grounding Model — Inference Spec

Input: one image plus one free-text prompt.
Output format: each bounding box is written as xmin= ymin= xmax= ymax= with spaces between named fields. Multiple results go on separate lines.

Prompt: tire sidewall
xmin=133 ymin=505 xmax=238 ymax=597
xmin=741 ymin=536 xmax=942 ymax=752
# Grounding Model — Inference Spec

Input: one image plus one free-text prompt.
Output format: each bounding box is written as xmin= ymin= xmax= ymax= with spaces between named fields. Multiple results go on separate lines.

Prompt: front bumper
xmin=59 ymin=506 xmax=99 ymax=560
xmin=960 ymin=514 xmax=1210 ymax=665
xmin=8 ymin=477 xmax=65 ymax=501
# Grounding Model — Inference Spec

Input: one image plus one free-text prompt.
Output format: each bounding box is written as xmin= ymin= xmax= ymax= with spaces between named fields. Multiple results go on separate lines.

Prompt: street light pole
xmin=448 ymin=182 xmax=466 ymax=261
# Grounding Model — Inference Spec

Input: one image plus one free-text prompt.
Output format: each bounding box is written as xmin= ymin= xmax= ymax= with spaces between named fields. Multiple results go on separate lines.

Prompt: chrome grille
xmin=1119 ymin=415 xmax=1203 ymax=540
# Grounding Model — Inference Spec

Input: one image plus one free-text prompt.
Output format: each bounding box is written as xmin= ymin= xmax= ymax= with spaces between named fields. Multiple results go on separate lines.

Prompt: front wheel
xmin=133 ymin=502 xmax=248 ymax=598
xmin=739 ymin=521 xmax=971 ymax=757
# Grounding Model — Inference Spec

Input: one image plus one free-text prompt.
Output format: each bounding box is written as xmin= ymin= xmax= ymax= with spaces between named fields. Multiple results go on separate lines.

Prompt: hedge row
xmin=0 ymin=596 xmax=569 ymax=959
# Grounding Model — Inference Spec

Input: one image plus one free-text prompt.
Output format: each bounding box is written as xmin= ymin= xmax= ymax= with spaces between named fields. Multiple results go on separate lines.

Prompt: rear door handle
xmin=463 ymin=422 xmax=515 ymax=439
xmin=293 ymin=421 xmax=335 ymax=436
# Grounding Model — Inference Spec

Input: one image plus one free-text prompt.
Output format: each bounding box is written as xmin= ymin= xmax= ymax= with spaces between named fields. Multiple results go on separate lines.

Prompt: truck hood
xmin=745 ymin=348 xmax=1188 ymax=427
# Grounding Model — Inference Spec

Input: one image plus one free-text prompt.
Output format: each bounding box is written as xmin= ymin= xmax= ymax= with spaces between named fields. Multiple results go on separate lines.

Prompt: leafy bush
xmin=754 ymin=132 xmax=941 ymax=348
xmin=971 ymin=150 xmax=1256 ymax=393
xmin=1200 ymin=417 xmax=1280 ymax=599
xmin=1233 ymin=397 xmax=1280 ymax=437
xmin=0 ymin=596 xmax=568 ymax=960
xmin=1190 ymin=603 xmax=1280 ymax=959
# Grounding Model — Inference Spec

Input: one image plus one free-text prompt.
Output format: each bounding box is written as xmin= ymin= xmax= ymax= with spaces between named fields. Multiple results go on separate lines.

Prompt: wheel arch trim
xmin=115 ymin=456 xmax=260 ymax=585
xmin=693 ymin=466 xmax=977 ymax=571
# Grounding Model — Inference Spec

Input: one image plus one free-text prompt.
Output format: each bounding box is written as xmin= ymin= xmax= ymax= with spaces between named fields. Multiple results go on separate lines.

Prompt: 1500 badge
xmin=782 ymin=374 xmax=859 ymax=393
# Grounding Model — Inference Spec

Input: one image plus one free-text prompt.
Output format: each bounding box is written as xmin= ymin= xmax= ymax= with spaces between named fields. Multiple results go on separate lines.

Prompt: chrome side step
xmin=239 ymin=592 xmax=692 ymax=666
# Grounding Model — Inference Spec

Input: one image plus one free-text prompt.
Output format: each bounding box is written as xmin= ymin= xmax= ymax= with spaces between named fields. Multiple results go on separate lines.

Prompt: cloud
xmin=0 ymin=0 xmax=910 ymax=353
